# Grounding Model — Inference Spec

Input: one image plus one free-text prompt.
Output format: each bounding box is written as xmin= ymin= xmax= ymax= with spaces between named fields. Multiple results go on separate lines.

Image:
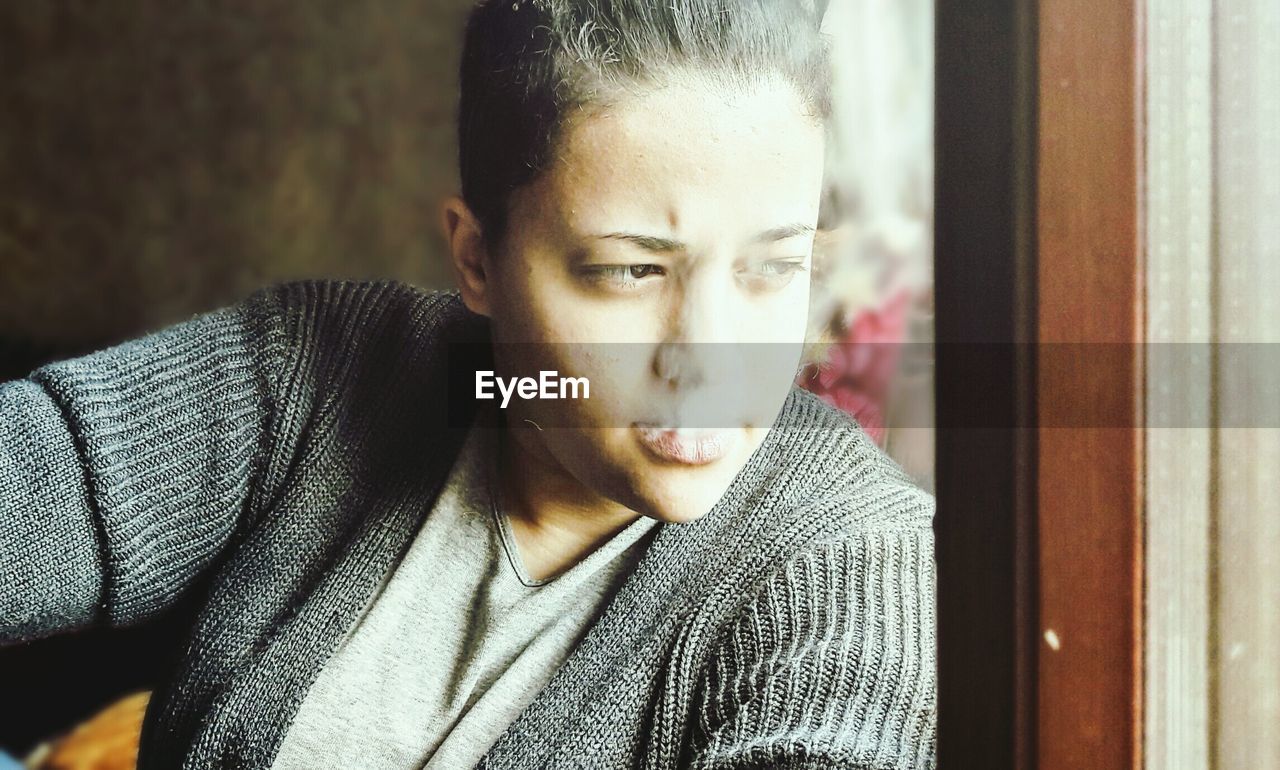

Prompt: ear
xmin=440 ymin=195 xmax=492 ymax=316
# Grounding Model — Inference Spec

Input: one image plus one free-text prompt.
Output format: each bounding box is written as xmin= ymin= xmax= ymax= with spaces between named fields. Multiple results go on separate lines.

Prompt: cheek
xmin=751 ymin=274 xmax=813 ymax=342
xmin=488 ymin=258 xmax=560 ymax=343
xmin=516 ymin=347 xmax=646 ymax=434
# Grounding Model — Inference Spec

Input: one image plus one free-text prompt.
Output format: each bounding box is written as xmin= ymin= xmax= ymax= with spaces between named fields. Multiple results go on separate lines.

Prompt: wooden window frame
xmin=935 ymin=0 xmax=1144 ymax=767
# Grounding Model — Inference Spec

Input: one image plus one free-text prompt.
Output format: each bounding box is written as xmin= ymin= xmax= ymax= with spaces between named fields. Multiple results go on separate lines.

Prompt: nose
xmin=651 ymin=268 xmax=736 ymax=390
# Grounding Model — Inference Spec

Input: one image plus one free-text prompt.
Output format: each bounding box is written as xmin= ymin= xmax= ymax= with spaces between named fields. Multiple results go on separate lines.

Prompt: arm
xmin=688 ymin=526 xmax=938 ymax=770
xmin=1 ymin=285 xmax=289 ymax=644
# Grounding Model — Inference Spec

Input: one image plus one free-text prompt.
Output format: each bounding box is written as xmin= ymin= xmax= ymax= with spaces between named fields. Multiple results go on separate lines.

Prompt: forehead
xmin=531 ymin=75 xmax=827 ymax=236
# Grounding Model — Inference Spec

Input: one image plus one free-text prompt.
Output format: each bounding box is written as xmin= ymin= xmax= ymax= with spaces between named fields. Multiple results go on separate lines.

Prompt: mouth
xmin=632 ymin=423 xmax=734 ymax=466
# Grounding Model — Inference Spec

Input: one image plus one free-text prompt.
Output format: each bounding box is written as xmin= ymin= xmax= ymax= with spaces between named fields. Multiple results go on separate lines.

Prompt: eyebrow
xmin=593 ymin=222 xmax=815 ymax=253
xmin=756 ymin=222 xmax=817 ymax=242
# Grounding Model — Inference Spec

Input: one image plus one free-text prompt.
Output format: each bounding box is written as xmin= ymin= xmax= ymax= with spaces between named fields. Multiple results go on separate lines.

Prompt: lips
xmin=632 ymin=424 xmax=732 ymax=465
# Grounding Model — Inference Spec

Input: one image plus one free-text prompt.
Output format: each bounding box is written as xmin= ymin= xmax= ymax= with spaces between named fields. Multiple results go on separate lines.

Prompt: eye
xmin=737 ymin=258 xmax=809 ymax=292
xmin=581 ymin=264 xmax=666 ymax=291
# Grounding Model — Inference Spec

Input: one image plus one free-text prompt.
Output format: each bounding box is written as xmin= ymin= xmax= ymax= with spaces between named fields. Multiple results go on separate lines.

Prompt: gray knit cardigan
xmin=0 ymin=278 xmax=936 ymax=769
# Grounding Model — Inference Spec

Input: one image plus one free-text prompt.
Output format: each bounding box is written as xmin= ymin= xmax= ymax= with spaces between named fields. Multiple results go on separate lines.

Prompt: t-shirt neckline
xmin=479 ymin=422 xmax=658 ymax=589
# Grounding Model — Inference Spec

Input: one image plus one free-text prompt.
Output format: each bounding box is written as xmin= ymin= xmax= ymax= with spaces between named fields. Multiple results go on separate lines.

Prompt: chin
xmin=635 ymin=488 xmax=721 ymax=524
xmin=556 ymin=423 xmax=769 ymax=525
xmin=624 ymin=440 xmax=762 ymax=525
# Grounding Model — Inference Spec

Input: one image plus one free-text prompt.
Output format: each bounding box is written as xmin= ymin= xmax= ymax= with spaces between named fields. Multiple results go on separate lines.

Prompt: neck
xmin=495 ymin=425 xmax=644 ymax=582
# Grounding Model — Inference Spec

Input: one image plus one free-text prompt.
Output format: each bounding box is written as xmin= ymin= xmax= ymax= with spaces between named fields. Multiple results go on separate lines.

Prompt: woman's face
xmin=468 ymin=74 xmax=826 ymax=524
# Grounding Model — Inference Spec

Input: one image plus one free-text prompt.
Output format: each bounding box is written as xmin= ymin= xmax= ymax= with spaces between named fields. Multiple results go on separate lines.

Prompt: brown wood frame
xmin=936 ymin=0 xmax=1144 ymax=766
xmin=1036 ymin=0 xmax=1144 ymax=766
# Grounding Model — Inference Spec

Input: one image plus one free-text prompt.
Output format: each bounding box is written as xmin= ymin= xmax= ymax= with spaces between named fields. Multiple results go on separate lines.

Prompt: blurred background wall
xmin=0 ymin=1 xmax=470 ymax=378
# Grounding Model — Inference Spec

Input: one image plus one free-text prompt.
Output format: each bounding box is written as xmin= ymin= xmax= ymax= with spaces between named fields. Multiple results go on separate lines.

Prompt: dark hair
xmin=458 ymin=0 xmax=833 ymax=244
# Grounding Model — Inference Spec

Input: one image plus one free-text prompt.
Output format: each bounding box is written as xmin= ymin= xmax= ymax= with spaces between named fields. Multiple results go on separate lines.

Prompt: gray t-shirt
xmin=269 ymin=423 xmax=660 ymax=770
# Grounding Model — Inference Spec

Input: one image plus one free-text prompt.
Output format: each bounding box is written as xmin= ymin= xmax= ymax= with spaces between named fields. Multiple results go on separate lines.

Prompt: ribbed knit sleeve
xmin=1 ymin=287 xmax=288 ymax=643
xmin=690 ymin=527 xmax=938 ymax=770
xmin=0 ymin=379 xmax=102 ymax=642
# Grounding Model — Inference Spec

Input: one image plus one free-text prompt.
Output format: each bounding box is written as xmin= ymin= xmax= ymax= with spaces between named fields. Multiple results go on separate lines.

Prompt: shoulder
xmin=238 ymin=276 xmax=486 ymax=401
xmin=240 ymin=277 xmax=475 ymax=348
xmin=670 ymin=387 xmax=934 ymax=637
xmin=688 ymin=407 xmax=938 ymax=766
xmin=725 ymin=391 xmax=936 ymax=630
xmin=226 ymin=277 xmax=489 ymax=473
xmin=748 ymin=387 xmax=935 ymax=542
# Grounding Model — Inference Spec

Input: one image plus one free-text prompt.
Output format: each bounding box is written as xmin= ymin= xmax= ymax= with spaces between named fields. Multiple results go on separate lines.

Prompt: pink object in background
xmin=798 ymin=288 xmax=912 ymax=446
